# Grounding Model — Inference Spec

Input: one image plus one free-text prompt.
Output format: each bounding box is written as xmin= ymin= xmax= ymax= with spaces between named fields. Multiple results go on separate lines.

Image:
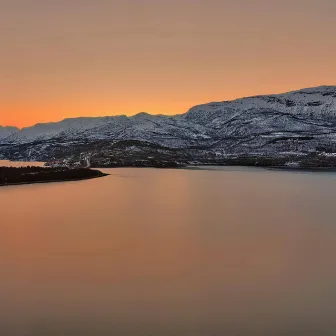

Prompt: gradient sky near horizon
xmin=1 ymin=0 xmax=335 ymax=128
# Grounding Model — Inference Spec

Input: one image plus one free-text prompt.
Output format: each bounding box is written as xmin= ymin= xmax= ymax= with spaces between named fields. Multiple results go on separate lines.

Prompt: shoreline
xmin=266 ymin=166 xmax=336 ymax=173
xmin=0 ymin=166 xmax=109 ymax=188
xmin=2 ymin=161 xmax=336 ymax=184
xmin=183 ymin=164 xmax=336 ymax=173
xmin=0 ymin=173 xmax=109 ymax=188
xmin=94 ymin=164 xmax=336 ymax=173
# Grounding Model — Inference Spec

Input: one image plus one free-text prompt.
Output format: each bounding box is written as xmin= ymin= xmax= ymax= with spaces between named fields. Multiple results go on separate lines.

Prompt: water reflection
xmin=0 ymin=160 xmax=45 ymax=167
xmin=0 ymin=167 xmax=335 ymax=335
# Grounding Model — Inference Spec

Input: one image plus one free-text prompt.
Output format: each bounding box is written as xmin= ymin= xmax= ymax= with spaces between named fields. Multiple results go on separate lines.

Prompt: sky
xmin=1 ymin=0 xmax=335 ymax=128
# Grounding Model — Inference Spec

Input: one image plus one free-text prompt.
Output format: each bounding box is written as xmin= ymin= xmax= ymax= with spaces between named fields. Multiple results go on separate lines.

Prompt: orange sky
xmin=1 ymin=0 xmax=335 ymax=128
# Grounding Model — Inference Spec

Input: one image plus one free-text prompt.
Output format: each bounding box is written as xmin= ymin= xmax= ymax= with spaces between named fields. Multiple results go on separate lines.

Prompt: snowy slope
xmin=1 ymin=113 xmax=212 ymax=148
xmin=0 ymin=126 xmax=19 ymax=141
xmin=1 ymin=86 xmax=336 ymax=160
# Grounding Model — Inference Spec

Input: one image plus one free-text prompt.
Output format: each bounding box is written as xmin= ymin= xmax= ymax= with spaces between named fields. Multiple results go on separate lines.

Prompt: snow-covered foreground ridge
xmin=1 ymin=86 xmax=336 ymax=161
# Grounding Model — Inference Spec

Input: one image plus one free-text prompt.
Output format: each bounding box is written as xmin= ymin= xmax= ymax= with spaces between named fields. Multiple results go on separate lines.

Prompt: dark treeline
xmin=0 ymin=167 xmax=107 ymax=186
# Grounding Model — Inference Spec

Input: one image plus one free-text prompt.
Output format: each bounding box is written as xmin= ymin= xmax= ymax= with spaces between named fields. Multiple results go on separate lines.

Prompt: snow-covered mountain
xmin=0 ymin=126 xmax=19 ymax=141
xmin=1 ymin=86 xmax=336 ymax=163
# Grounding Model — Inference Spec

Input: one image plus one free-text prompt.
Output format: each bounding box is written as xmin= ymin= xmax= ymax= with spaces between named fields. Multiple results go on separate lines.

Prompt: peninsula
xmin=0 ymin=166 xmax=108 ymax=187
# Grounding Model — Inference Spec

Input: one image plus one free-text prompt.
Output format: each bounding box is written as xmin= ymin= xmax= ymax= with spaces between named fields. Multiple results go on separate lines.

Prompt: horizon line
xmin=2 ymin=84 xmax=335 ymax=130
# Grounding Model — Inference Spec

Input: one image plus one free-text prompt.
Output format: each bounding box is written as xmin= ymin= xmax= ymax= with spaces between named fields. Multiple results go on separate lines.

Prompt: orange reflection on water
xmin=0 ymin=167 xmax=336 ymax=335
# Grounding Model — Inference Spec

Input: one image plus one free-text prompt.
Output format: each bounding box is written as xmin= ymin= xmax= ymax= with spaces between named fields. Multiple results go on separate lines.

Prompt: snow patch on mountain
xmin=0 ymin=126 xmax=19 ymax=140
xmin=1 ymin=86 xmax=336 ymax=160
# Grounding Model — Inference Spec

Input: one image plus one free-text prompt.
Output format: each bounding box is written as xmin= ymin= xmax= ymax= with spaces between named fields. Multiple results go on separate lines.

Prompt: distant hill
xmin=0 ymin=126 xmax=19 ymax=141
xmin=1 ymin=86 xmax=336 ymax=168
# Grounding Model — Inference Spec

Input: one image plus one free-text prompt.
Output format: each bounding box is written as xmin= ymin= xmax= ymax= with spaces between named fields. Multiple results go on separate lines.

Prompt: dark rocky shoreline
xmin=86 ymin=151 xmax=336 ymax=171
xmin=0 ymin=166 xmax=108 ymax=187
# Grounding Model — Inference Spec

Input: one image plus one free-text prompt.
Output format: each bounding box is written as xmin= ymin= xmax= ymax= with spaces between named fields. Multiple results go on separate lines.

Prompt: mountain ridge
xmin=2 ymin=85 xmax=335 ymax=130
xmin=1 ymin=85 xmax=336 ymax=167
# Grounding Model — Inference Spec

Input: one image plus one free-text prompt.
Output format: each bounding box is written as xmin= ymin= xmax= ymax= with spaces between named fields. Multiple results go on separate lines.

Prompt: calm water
xmin=0 ymin=164 xmax=336 ymax=336
xmin=0 ymin=160 xmax=45 ymax=167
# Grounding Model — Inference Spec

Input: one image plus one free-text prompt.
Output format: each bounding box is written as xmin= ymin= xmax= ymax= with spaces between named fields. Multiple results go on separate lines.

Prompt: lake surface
xmin=0 ymin=160 xmax=45 ymax=167
xmin=0 ymin=164 xmax=336 ymax=336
